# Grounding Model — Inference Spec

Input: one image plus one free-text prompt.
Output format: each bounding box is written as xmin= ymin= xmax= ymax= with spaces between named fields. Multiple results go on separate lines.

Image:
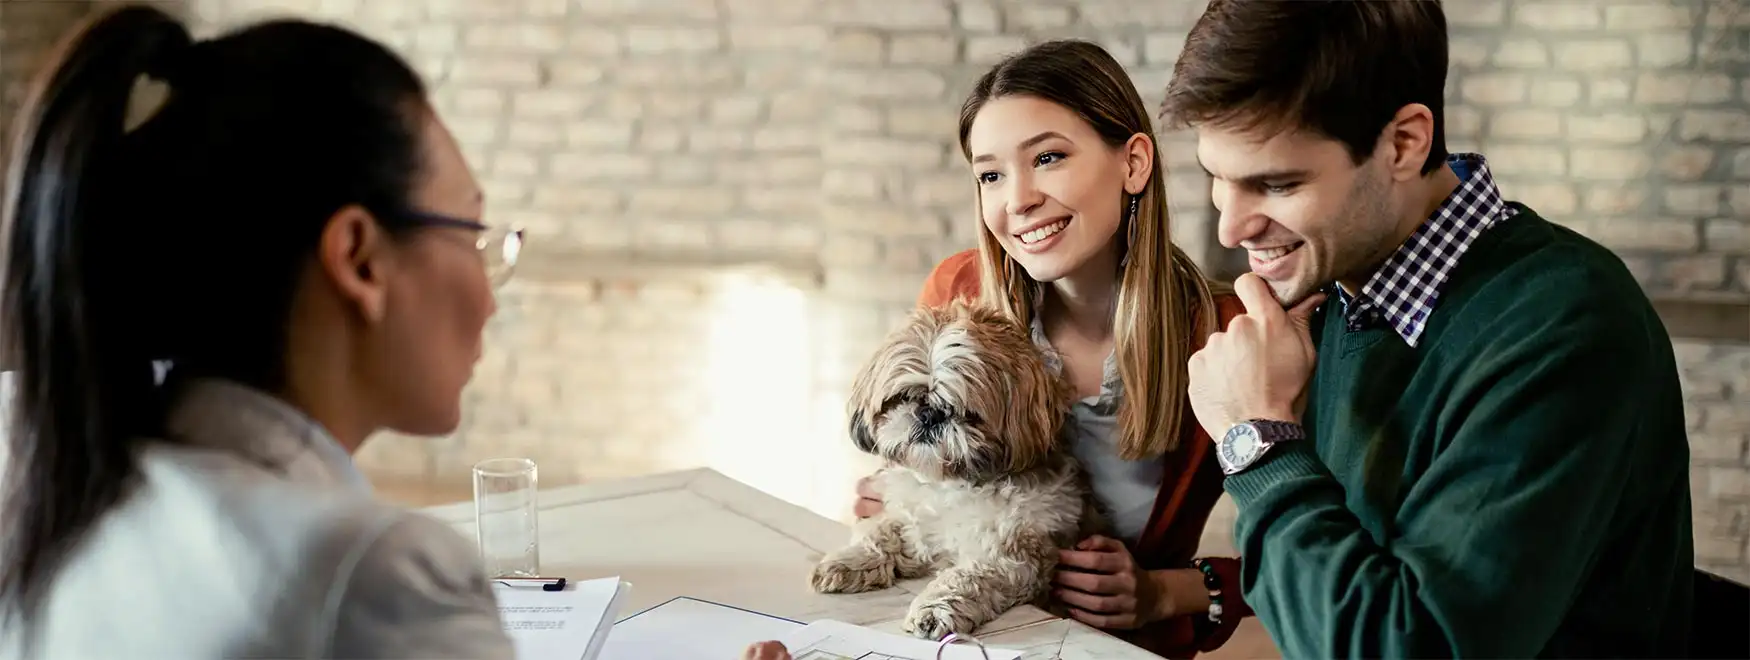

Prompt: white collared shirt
xmin=0 ymin=378 xmax=514 ymax=659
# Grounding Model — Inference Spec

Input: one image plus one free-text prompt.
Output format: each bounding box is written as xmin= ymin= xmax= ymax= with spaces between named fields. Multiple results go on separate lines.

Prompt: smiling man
xmin=1162 ymin=1 xmax=1695 ymax=658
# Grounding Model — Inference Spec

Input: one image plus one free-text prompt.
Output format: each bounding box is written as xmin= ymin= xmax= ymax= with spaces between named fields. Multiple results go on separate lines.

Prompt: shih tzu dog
xmin=808 ymin=299 xmax=1103 ymax=640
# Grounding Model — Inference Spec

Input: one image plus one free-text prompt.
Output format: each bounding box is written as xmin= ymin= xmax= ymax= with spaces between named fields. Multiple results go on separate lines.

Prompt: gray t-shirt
xmin=1027 ymin=317 xmax=1164 ymax=545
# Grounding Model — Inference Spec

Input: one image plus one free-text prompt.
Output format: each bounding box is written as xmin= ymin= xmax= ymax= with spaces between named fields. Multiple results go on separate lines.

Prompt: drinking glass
xmin=473 ymin=457 xmax=541 ymax=578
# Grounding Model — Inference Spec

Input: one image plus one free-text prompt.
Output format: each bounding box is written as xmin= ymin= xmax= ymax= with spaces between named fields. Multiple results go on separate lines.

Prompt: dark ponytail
xmin=1 ymin=3 xmax=430 ymax=642
xmin=0 ymin=5 xmax=192 ymax=635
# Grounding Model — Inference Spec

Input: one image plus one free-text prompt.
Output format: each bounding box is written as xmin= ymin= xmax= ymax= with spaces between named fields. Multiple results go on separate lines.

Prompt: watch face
xmin=1219 ymin=423 xmax=1265 ymax=473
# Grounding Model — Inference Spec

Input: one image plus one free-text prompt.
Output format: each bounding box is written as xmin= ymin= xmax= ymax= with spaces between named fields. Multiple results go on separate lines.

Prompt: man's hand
xmin=1051 ymin=536 xmax=1169 ymax=630
xmin=1188 ymin=273 xmax=1326 ymax=439
xmin=741 ymin=641 xmax=791 ymax=660
xmin=852 ymin=474 xmax=883 ymax=519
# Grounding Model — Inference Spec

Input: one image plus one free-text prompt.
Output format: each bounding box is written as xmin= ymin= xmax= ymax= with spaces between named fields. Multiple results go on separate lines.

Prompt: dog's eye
xmin=879 ymin=392 xmax=923 ymax=413
xmin=963 ymin=412 xmax=984 ymax=426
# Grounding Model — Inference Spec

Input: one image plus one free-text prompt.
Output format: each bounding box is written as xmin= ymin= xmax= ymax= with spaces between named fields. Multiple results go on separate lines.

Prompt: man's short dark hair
xmin=1160 ymin=0 xmax=1451 ymax=175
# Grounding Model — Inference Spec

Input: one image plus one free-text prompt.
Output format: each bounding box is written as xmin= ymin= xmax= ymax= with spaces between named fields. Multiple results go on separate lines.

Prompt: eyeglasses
xmin=391 ymin=209 xmax=525 ymax=289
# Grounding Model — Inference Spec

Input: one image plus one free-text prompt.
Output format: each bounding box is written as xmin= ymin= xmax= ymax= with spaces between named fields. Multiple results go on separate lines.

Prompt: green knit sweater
xmin=1225 ymin=205 xmax=1695 ymax=658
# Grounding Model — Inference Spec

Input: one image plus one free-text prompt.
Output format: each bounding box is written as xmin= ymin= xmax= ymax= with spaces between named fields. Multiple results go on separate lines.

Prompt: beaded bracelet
xmin=1190 ymin=558 xmax=1225 ymax=626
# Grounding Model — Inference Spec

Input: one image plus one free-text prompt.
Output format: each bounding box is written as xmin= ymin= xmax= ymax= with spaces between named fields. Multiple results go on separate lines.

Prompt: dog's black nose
xmin=916 ymin=405 xmax=947 ymax=428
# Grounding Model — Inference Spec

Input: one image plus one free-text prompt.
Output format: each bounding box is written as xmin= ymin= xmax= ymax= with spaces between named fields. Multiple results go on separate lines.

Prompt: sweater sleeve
xmin=1221 ymin=291 xmax=1663 ymax=658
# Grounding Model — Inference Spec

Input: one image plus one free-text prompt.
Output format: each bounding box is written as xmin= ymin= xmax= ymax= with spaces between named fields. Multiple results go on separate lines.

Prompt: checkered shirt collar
xmin=1334 ymin=153 xmax=1516 ymax=347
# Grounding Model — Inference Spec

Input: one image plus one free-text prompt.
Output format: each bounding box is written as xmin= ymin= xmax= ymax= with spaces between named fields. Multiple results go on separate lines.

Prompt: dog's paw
xmin=902 ymin=598 xmax=976 ymax=641
xmin=808 ymin=553 xmax=894 ymax=594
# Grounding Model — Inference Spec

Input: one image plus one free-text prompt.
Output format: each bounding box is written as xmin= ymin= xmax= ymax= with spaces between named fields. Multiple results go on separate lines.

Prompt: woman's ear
xmin=318 ymin=205 xmax=390 ymax=323
xmin=1121 ymin=132 xmax=1154 ymax=195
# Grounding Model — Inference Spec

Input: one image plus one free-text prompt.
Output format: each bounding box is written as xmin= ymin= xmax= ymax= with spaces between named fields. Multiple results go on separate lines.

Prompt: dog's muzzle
xmin=911 ymin=405 xmax=948 ymax=444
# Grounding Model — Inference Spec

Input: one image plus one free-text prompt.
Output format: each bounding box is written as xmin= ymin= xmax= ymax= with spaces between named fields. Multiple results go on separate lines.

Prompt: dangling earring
xmin=1127 ymin=193 xmax=1140 ymax=247
xmin=1121 ymin=193 xmax=1140 ymax=267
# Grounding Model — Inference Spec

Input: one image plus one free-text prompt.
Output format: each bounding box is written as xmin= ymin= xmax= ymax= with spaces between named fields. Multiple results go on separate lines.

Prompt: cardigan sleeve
xmin=1118 ymin=292 xmax=1258 ymax=659
xmin=1121 ymin=558 xmax=1257 ymax=660
xmin=1127 ymin=294 xmax=1253 ymax=658
xmin=1189 ymin=295 xmax=1260 ymax=648
xmin=916 ymin=249 xmax=981 ymax=308
xmin=1191 ymin=556 xmax=1256 ymax=647
xmin=1121 ymin=515 xmax=1258 ymax=657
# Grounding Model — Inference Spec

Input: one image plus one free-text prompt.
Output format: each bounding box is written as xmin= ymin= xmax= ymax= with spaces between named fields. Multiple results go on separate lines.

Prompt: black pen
xmin=492 ymin=577 xmax=568 ymax=592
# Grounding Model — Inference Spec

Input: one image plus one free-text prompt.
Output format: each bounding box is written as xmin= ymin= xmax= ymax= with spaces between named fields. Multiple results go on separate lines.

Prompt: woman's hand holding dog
xmin=741 ymin=641 xmax=792 ymax=660
xmin=1051 ymin=535 xmax=1175 ymax=630
xmin=852 ymin=474 xmax=884 ymax=518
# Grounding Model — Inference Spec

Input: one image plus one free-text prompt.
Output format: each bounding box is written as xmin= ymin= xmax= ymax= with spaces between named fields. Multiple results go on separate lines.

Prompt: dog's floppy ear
xmin=848 ymin=411 xmax=876 ymax=453
xmin=844 ymin=304 xmax=941 ymax=456
xmin=845 ymin=326 xmax=890 ymax=455
xmin=959 ymin=303 xmax=1070 ymax=474
xmin=1003 ymin=360 xmax=1073 ymax=472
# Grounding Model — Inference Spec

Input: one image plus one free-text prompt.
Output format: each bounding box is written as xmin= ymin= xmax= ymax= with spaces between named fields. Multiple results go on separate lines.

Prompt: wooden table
xmin=419 ymin=468 xmax=1278 ymax=659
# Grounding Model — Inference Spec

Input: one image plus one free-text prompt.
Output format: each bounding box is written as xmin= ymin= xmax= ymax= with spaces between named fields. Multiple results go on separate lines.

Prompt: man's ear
xmin=318 ymin=205 xmax=390 ymax=323
xmin=1385 ymin=103 xmax=1436 ymax=181
xmin=1121 ymin=132 xmax=1155 ymax=195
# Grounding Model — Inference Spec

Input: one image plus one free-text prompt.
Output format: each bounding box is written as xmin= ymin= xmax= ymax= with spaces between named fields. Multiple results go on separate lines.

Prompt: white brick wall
xmin=2 ymin=0 xmax=1747 ymax=581
xmin=1679 ymin=340 xmax=1750 ymax=577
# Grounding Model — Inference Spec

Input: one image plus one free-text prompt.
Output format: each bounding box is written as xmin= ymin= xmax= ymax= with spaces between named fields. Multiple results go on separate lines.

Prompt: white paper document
xmin=597 ymin=596 xmax=804 ymax=660
xmin=780 ymin=619 xmax=1023 ymax=660
xmin=494 ymin=576 xmax=631 ymax=660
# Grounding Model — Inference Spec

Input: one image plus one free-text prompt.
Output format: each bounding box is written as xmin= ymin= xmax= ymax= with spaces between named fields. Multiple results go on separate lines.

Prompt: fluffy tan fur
xmin=810 ymin=300 xmax=1104 ymax=640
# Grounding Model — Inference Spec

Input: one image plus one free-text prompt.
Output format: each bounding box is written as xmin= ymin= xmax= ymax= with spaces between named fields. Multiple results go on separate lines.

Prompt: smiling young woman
xmin=855 ymin=40 xmax=1253 ymax=659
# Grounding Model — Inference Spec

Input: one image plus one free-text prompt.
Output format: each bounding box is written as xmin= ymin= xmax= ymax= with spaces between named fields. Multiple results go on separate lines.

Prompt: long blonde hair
xmin=957 ymin=39 xmax=1223 ymax=460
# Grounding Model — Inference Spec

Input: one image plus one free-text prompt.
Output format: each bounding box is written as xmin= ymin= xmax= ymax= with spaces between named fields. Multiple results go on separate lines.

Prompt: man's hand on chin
xmin=1187 ymin=273 xmax=1325 ymax=438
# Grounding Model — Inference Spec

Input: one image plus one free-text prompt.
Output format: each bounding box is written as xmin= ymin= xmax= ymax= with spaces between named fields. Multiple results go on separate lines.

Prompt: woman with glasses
xmin=0 ymin=4 xmax=522 ymax=657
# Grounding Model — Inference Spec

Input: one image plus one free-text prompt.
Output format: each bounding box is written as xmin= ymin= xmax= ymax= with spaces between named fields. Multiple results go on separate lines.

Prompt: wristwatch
xmin=1216 ymin=419 xmax=1306 ymax=475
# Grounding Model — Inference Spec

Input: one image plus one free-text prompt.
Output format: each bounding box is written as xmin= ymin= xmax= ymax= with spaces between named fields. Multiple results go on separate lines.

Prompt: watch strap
xmin=1247 ymin=419 xmax=1306 ymax=445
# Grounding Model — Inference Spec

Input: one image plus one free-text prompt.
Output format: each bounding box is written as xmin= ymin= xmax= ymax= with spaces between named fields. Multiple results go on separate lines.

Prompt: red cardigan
xmin=916 ymin=250 xmax=1253 ymax=659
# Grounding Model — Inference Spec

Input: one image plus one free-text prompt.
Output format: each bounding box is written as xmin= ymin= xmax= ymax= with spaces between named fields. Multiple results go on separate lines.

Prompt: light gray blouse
xmin=1027 ymin=316 xmax=1165 ymax=545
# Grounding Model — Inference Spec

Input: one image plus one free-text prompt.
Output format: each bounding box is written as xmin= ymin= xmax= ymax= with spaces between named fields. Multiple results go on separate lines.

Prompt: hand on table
xmin=742 ymin=640 xmax=791 ymax=659
xmin=1051 ymin=535 xmax=1168 ymax=630
xmin=852 ymin=474 xmax=883 ymax=519
xmin=1187 ymin=273 xmax=1326 ymax=438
